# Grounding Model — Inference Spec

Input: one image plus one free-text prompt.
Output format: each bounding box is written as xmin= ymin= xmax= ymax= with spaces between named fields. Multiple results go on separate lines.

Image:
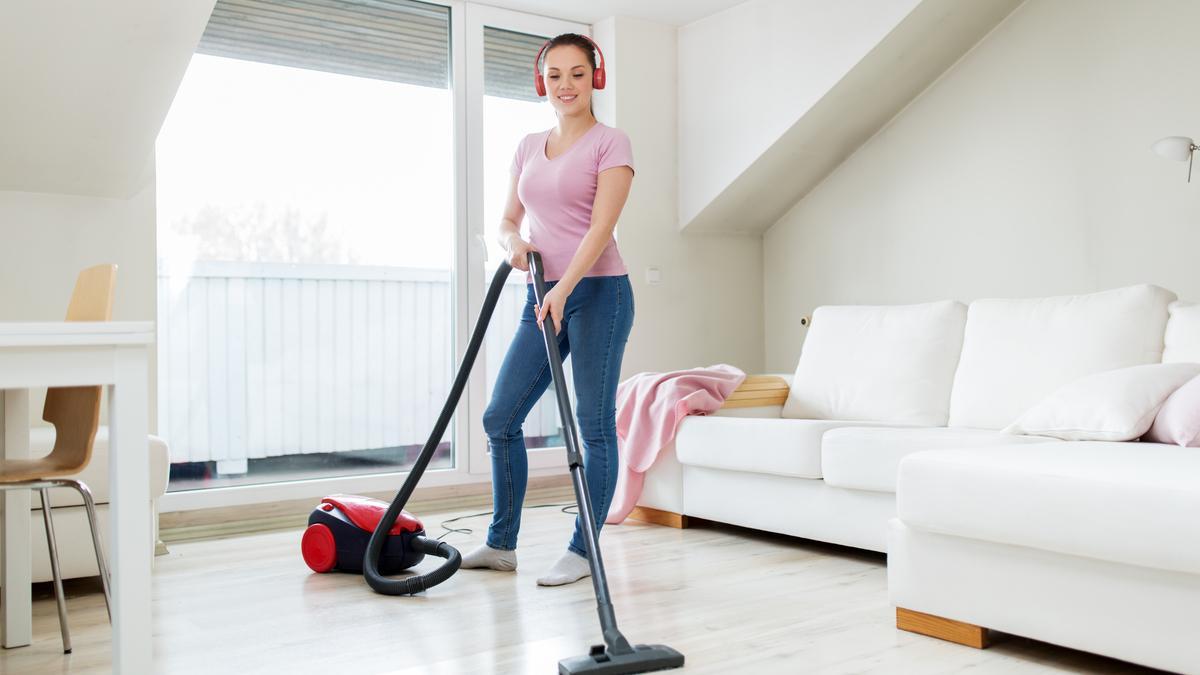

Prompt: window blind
xmin=198 ymin=0 xmax=450 ymax=89
xmin=483 ymin=26 xmax=545 ymax=103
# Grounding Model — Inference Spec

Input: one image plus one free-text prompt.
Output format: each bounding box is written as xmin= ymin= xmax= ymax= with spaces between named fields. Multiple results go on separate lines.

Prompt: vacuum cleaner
xmin=301 ymin=494 xmax=431 ymax=576
xmin=301 ymin=252 xmax=684 ymax=674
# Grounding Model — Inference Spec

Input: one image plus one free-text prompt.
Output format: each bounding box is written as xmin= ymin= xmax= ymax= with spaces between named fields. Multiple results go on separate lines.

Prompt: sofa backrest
xmin=948 ymin=284 xmax=1177 ymax=430
xmin=782 ymin=300 xmax=967 ymax=425
xmin=1163 ymin=301 xmax=1200 ymax=363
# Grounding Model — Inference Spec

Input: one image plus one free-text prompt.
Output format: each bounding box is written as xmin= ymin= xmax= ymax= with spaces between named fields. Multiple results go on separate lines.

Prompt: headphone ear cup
xmin=535 ymin=74 xmax=546 ymax=97
xmin=593 ymin=68 xmax=605 ymax=90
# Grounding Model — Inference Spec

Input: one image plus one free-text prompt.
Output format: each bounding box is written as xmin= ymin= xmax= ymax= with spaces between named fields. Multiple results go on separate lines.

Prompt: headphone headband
xmin=534 ymin=34 xmax=606 ymax=97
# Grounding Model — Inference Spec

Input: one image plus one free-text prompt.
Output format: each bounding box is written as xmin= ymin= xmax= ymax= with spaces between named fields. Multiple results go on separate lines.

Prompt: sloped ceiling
xmin=681 ymin=0 xmax=1026 ymax=234
xmin=0 ymin=1 xmax=217 ymax=198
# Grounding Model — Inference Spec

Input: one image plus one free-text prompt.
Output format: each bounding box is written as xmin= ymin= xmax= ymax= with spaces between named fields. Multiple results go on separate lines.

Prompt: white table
xmin=0 ymin=321 xmax=153 ymax=672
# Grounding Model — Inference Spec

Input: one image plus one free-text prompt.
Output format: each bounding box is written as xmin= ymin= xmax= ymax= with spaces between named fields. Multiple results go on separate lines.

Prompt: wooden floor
xmin=1 ymin=497 xmax=1164 ymax=674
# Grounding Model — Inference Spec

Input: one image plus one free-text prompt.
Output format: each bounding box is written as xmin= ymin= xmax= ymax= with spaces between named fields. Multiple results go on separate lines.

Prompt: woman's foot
xmin=460 ymin=543 xmax=517 ymax=571
xmin=537 ymin=550 xmax=591 ymax=586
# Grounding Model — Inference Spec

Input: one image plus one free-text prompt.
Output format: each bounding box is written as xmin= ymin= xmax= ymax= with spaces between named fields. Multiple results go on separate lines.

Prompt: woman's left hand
xmin=536 ymin=285 xmax=568 ymax=335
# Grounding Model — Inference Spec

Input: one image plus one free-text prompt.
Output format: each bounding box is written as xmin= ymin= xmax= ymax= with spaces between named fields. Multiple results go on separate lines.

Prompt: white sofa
xmin=2 ymin=427 xmax=171 ymax=584
xmin=635 ymin=284 xmax=1199 ymax=672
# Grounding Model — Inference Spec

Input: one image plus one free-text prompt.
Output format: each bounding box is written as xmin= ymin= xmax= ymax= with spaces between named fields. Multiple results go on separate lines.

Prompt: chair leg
xmin=66 ymin=480 xmax=111 ymax=622
xmin=38 ymin=488 xmax=72 ymax=654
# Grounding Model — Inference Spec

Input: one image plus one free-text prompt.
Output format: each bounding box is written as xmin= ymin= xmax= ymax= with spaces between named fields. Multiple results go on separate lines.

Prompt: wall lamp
xmin=1153 ymin=136 xmax=1197 ymax=182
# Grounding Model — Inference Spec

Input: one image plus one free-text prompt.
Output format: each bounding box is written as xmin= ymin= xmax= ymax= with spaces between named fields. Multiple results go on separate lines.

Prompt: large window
xmin=155 ymin=0 xmax=588 ymax=503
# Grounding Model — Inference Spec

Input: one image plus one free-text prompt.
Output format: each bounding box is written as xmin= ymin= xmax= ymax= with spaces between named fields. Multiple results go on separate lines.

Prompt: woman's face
xmin=543 ymin=45 xmax=593 ymax=116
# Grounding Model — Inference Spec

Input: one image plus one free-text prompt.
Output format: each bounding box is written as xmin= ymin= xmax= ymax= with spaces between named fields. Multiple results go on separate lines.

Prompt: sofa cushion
xmin=29 ymin=426 xmax=171 ymax=509
xmin=897 ymin=443 xmax=1200 ymax=575
xmin=675 ymin=417 xmax=896 ymax=479
xmin=948 ymin=284 xmax=1176 ymax=430
xmin=782 ymin=300 xmax=966 ymax=426
xmin=1003 ymin=363 xmax=1200 ymax=441
xmin=1163 ymin=301 xmax=1200 ymax=364
xmin=821 ymin=426 xmax=1049 ymax=493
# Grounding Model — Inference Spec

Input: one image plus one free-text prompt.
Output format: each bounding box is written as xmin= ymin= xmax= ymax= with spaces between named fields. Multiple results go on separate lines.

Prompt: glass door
xmin=462 ymin=6 xmax=589 ymax=475
xmin=156 ymin=0 xmax=458 ymax=492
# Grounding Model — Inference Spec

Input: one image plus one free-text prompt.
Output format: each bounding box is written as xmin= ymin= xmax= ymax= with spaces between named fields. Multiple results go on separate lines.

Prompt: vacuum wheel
xmin=301 ymin=523 xmax=338 ymax=573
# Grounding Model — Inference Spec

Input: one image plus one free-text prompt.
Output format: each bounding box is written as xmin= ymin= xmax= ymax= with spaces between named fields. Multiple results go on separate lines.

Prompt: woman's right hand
xmin=505 ymin=235 xmax=537 ymax=272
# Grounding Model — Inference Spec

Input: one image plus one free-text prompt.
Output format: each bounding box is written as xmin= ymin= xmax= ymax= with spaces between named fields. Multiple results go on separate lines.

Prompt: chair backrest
xmin=42 ymin=265 xmax=117 ymax=471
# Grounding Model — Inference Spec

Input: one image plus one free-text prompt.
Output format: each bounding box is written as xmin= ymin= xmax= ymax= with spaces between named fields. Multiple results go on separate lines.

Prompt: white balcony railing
xmin=156 ymin=260 xmax=560 ymax=474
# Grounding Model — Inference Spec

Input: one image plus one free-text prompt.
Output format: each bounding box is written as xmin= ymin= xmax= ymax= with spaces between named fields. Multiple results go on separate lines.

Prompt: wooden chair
xmin=0 ymin=264 xmax=116 ymax=653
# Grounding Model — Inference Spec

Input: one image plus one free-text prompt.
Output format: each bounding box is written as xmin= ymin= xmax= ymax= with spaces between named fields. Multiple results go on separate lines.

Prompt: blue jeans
xmin=483 ymin=274 xmax=634 ymax=557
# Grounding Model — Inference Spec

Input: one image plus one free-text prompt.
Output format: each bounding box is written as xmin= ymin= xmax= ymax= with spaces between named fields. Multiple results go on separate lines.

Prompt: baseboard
xmin=159 ymin=475 xmax=573 ymax=543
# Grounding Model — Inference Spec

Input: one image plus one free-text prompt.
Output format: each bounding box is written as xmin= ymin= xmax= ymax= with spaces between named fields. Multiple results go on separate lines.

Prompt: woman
xmin=460 ymin=33 xmax=635 ymax=586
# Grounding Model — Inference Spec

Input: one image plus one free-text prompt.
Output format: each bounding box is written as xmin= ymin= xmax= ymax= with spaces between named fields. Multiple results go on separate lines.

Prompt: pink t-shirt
xmin=511 ymin=122 xmax=634 ymax=281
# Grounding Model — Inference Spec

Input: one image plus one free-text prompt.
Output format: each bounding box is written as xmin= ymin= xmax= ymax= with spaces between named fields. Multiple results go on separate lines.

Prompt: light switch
xmin=646 ymin=266 xmax=662 ymax=285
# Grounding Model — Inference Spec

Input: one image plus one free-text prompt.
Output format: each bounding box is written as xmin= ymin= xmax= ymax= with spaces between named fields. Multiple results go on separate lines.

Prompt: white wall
xmin=677 ymin=0 xmax=920 ymax=228
xmin=0 ymin=183 xmax=158 ymax=428
xmin=763 ymin=0 xmax=1200 ymax=372
xmin=595 ymin=16 xmax=764 ymax=375
xmin=1 ymin=0 xmax=211 ymax=432
xmin=0 ymin=0 xmax=216 ymax=196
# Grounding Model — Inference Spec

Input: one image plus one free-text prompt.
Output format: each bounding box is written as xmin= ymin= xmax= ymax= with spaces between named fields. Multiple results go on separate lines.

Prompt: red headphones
xmin=534 ymin=35 xmax=606 ymax=97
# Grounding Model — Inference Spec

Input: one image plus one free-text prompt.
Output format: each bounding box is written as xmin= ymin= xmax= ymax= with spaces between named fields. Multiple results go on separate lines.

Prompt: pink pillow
xmin=1144 ymin=373 xmax=1200 ymax=446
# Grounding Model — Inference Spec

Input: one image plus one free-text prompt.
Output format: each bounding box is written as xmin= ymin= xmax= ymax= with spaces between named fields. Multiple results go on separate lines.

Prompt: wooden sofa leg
xmin=627 ymin=506 xmax=689 ymax=529
xmin=896 ymin=608 xmax=991 ymax=649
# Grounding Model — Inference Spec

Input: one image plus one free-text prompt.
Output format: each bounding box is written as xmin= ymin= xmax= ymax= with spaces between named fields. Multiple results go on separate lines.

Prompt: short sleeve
xmin=510 ymin=135 xmax=528 ymax=176
xmin=597 ymin=128 xmax=635 ymax=175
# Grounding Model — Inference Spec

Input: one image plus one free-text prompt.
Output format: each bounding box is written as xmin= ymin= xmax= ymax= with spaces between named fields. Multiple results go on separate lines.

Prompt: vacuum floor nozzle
xmin=558 ymin=643 xmax=685 ymax=675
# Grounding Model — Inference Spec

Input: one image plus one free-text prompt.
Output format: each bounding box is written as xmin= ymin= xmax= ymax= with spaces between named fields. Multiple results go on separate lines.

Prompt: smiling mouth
xmin=558 ymin=95 xmax=578 ymax=103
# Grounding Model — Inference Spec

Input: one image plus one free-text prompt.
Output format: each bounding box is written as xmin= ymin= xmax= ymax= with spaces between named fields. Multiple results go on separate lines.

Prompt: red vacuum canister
xmin=301 ymin=494 xmax=426 ymax=575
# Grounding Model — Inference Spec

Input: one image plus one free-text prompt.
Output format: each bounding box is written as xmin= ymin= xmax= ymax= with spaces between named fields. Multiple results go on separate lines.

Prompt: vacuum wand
xmin=528 ymin=252 xmax=685 ymax=675
xmin=529 ymin=252 xmax=631 ymax=655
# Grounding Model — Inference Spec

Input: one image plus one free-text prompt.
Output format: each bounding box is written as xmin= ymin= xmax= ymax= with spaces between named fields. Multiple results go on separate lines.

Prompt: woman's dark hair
xmin=541 ymin=33 xmax=598 ymax=73
xmin=541 ymin=33 xmax=598 ymax=117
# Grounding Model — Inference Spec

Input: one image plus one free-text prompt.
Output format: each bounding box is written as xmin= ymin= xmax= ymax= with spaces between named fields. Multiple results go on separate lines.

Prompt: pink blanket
xmin=605 ymin=364 xmax=746 ymax=524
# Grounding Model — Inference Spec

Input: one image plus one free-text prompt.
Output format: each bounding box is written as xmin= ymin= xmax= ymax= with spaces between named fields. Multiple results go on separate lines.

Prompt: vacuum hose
xmin=363 ymin=261 xmax=514 ymax=595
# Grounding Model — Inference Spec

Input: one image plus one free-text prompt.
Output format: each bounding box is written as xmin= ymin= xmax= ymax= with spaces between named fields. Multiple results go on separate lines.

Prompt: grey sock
xmin=461 ymin=543 xmax=517 ymax=571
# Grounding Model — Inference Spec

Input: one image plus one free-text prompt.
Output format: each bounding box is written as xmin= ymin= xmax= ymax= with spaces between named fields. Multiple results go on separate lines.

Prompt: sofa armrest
xmin=763 ymin=372 xmax=793 ymax=387
xmin=720 ymin=374 xmax=790 ymax=410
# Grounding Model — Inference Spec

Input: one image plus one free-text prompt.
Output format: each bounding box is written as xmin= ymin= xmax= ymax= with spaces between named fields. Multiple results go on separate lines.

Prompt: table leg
xmin=1 ymin=389 xmax=32 ymax=648
xmin=108 ymin=347 xmax=152 ymax=672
